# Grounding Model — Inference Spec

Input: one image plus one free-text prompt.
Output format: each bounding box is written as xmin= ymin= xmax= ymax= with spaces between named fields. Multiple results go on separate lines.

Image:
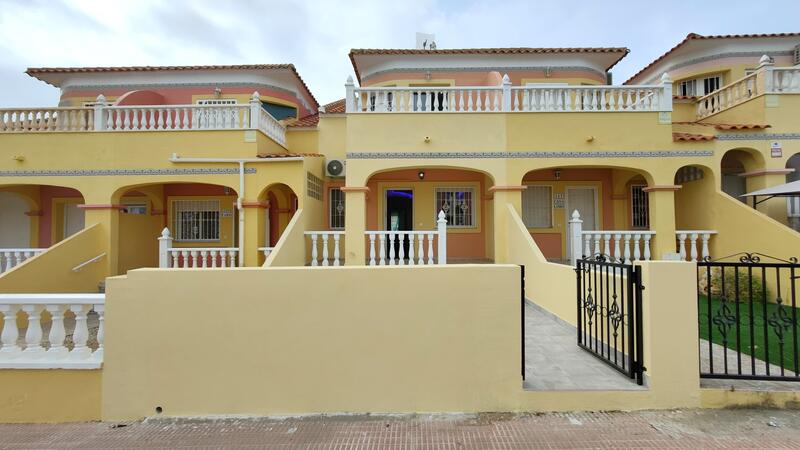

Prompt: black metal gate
xmin=698 ymin=253 xmax=799 ymax=381
xmin=576 ymin=255 xmax=645 ymax=385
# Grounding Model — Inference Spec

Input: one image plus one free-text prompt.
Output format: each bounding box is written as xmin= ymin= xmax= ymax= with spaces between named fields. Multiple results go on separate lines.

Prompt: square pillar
xmin=643 ymin=185 xmax=679 ymax=260
xmin=342 ymin=187 xmax=368 ymax=266
xmin=490 ymin=186 xmax=525 ymax=264
xmin=242 ymin=201 xmax=269 ymax=267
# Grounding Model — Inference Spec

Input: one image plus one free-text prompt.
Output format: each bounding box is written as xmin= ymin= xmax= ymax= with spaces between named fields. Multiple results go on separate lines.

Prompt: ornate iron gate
xmin=698 ymin=253 xmax=799 ymax=381
xmin=576 ymin=255 xmax=645 ymax=385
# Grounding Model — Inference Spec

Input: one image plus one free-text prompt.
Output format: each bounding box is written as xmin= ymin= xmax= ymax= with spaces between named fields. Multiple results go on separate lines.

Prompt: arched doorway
xmin=787 ymin=153 xmax=800 ymax=230
xmin=720 ymin=149 xmax=763 ymax=202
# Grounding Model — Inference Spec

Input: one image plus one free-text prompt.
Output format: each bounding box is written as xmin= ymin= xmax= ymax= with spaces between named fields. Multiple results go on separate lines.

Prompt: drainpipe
xmin=169 ymin=154 xmax=304 ymax=267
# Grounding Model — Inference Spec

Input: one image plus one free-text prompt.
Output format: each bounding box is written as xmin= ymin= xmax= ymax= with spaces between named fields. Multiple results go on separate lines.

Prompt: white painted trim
xmin=0 ymin=293 xmax=104 ymax=305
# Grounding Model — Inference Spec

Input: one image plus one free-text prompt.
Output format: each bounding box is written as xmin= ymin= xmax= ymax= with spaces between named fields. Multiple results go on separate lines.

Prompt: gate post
xmin=158 ymin=228 xmax=173 ymax=268
xmin=568 ymin=210 xmax=583 ymax=265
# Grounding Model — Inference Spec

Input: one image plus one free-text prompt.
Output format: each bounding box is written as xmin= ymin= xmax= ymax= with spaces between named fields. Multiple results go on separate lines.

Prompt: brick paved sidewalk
xmin=2 ymin=409 xmax=800 ymax=449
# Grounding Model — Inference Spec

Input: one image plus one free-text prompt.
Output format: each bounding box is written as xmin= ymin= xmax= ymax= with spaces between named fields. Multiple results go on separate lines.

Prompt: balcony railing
xmin=696 ymin=56 xmax=800 ymax=119
xmin=345 ymin=74 xmax=673 ymax=114
xmin=0 ymin=92 xmax=286 ymax=147
xmin=1 ymin=248 xmax=46 ymax=274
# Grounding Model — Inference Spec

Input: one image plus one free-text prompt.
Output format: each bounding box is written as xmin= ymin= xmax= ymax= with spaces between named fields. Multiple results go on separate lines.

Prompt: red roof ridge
xmin=349 ymin=47 xmax=630 ymax=84
xmin=625 ymin=32 xmax=800 ymax=85
xmin=26 ymin=63 xmax=319 ymax=108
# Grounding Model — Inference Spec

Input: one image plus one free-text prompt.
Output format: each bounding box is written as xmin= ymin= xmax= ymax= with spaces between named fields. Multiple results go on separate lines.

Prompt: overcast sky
xmin=0 ymin=0 xmax=798 ymax=107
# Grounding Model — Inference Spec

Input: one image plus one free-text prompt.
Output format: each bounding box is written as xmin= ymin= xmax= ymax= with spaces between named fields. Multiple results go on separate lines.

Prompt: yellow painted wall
xmin=0 ymin=224 xmax=107 ymax=293
xmin=102 ymin=265 xmax=521 ymax=419
xmin=0 ymin=370 xmax=101 ymax=423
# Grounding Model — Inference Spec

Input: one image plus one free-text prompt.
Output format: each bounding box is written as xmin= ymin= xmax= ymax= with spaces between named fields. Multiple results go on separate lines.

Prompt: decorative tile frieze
xmin=0 ymin=168 xmax=257 ymax=177
xmin=362 ymin=65 xmax=606 ymax=82
xmin=716 ymin=133 xmax=800 ymax=141
xmin=346 ymin=150 xmax=714 ymax=160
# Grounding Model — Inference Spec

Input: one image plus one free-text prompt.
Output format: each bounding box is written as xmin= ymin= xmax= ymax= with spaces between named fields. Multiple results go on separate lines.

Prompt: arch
xmin=720 ymin=149 xmax=762 ymax=202
xmin=258 ymin=183 xmax=298 ymax=248
xmin=363 ymin=163 xmax=497 ymax=187
xmin=112 ymin=182 xmax=239 ymax=272
xmin=786 ymin=152 xmax=800 ymax=183
xmin=115 ymin=90 xmax=166 ymax=106
xmin=0 ymin=184 xmax=85 ymax=248
xmin=673 ymin=163 xmax=716 ymax=232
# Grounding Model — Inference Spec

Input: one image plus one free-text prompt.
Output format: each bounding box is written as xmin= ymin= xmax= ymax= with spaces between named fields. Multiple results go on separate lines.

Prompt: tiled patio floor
xmin=523 ymin=301 xmax=646 ymax=391
xmin=2 ymin=409 xmax=800 ymax=449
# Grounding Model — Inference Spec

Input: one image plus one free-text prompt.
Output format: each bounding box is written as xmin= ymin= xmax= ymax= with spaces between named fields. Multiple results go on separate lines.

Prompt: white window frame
xmin=702 ymin=76 xmax=721 ymax=96
xmin=434 ymin=187 xmax=476 ymax=229
xmin=522 ymin=185 xmax=553 ymax=229
xmin=171 ymin=199 xmax=221 ymax=242
xmin=630 ymin=185 xmax=650 ymax=229
xmin=329 ymin=187 xmax=345 ymax=230
xmin=678 ymin=79 xmax=697 ymax=96
xmin=122 ymin=202 xmax=148 ymax=215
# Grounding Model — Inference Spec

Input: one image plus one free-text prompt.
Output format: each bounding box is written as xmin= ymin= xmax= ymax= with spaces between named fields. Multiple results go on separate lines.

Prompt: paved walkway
xmin=524 ymin=301 xmax=645 ymax=390
xmin=2 ymin=409 xmax=800 ymax=449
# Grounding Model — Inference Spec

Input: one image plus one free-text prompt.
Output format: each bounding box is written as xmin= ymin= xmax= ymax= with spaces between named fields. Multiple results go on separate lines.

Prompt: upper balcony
xmin=0 ymin=92 xmax=287 ymax=148
xmin=344 ymin=74 xmax=674 ymax=114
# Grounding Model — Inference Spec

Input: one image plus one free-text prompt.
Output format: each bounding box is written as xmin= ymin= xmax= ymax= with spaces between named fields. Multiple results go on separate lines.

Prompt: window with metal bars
xmin=172 ymin=200 xmax=221 ymax=241
xmin=522 ymin=185 xmax=552 ymax=228
xmin=329 ymin=188 xmax=345 ymax=229
xmin=630 ymin=185 xmax=650 ymax=229
xmin=435 ymin=187 xmax=475 ymax=228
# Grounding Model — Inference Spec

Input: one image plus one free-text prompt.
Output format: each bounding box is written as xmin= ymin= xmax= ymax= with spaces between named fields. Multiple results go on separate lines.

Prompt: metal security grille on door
xmin=522 ymin=185 xmax=552 ymax=228
xmin=172 ymin=200 xmax=220 ymax=241
xmin=435 ymin=188 xmax=474 ymax=227
xmin=329 ymin=188 xmax=345 ymax=229
xmin=630 ymin=185 xmax=649 ymax=228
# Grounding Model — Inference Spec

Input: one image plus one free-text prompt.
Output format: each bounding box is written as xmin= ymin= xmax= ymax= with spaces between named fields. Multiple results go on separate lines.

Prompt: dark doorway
xmin=385 ymin=189 xmax=413 ymax=257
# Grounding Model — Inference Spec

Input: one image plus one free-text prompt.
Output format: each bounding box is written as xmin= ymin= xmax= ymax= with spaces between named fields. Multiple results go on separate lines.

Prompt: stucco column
xmin=79 ymin=203 xmax=121 ymax=278
xmin=643 ymin=185 xmax=679 ymax=260
xmin=491 ymin=186 xmax=525 ymax=264
xmin=242 ymin=201 xmax=268 ymax=267
xmin=342 ymin=187 xmax=368 ymax=266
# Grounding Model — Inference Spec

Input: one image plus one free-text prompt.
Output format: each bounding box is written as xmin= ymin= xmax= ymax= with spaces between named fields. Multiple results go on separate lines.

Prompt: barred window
xmin=172 ymin=200 xmax=220 ymax=241
xmin=435 ymin=187 xmax=475 ymax=228
xmin=329 ymin=188 xmax=345 ymax=229
xmin=307 ymin=172 xmax=323 ymax=200
xmin=522 ymin=185 xmax=552 ymax=228
xmin=630 ymin=185 xmax=650 ymax=229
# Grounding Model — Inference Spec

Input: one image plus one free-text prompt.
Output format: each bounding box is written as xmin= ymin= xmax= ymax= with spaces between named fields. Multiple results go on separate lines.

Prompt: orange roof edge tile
xmin=672 ymin=132 xmax=715 ymax=142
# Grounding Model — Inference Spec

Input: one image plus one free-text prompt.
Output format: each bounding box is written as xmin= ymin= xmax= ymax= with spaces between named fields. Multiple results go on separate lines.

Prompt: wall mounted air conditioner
xmin=325 ymin=159 xmax=346 ymax=177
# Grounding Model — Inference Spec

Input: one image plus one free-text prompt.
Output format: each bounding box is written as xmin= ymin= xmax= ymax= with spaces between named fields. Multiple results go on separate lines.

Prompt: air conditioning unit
xmin=325 ymin=159 xmax=346 ymax=177
xmin=794 ymin=44 xmax=800 ymax=65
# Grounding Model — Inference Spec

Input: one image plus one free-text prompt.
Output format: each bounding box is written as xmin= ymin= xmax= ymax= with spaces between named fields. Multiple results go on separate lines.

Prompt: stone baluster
xmin=677 ymin=233 xmax=687 ymax=261
xmin=397 ymin=233 xmax=405 ymax=266
xmin=613 ymin=233 xmax=622 ymax=262
xmin=417 ymin=234 xmax=425 ymax=265
xmin=583 ymin=234 xmax=591 ymax=260
xmin=210 ymin=250 xmax=219 ymax=268
xmin=623 ymin=234 xmax=632 ymax=263
xmin=689 ymin=233 xmax=699 ymax=262
xmin=69 ymin=305 xmax=91 ymax=360
xmin=333 ymin=234 xmax=341 ymax=266
xmin=388 ymin=233 xmax=396 ymax=266
xmin=593 ymin=233 xmax=601 ymax=256
xmin=190 ymin=250 xmax=199 ymax=268
xmin=199 ymin=250 xmax=208 ymax=268
xmin=378 ymin=234 xmax=386 ymax=265
xmin=310 ymin=234 xmax=319 ymax=266
xmin=22 ymin=305 xmax=44 ymax=357
xmin=321 ymin=234 xmax=330 ymax=267
xmin=46 ymin=304 xmax=68 ymax=359
xmin=92 ymin=305 xmax=104 ymax=362
xmin=407 ymin=234 xmax=415 ymax=266
xmin=427 ymin=232 xmax=435 ymax=265
xmin=602 ymin=233 xmax=611 ymax=258
xmin=700 ymin=233 xmax=711 ymax=261
xmin=632 ymin=234 xmax=642 ymax=261
xmin=0 ymin=305 xmax=21 ymax=356
xmin=368 ymin=233 xmax=376 ymax=266
xmin=643 ymin=234 xmax=652 ymax=261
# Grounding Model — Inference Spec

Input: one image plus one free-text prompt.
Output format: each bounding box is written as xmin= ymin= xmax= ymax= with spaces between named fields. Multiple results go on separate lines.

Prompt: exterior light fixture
xmin=554 ymin=169 xmax=562 ymax=180
xmin=214 ymin=87 xmax=222 ymax=98
xmin=418 ymin=170 xmax=425 ymax=180
xmin=425 ymin=71 xmax=432 ymax=81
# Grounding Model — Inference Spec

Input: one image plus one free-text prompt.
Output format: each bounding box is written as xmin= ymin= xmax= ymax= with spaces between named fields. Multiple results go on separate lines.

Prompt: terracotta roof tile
xmin=286 ymin=99 xmax=346 ymax=128
xmin=26 ymin=64 xmax=319 ymax=107
xmin=349 ymin=47 xmax=629 ymax=83
xmin=625 ymin=32 xmax=800 ymax=85
xmin=673 ymin=132 xmax=715 ymax=142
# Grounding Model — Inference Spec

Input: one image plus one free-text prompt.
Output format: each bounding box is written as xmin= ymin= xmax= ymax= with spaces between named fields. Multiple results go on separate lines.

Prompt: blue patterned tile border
xmin=716 ymin=133 xmax=800 ymax=141
xmin=0 ymin=168 xmax=256 ymax=177
xmin=346 ymin=150 xmax=714 ymax=159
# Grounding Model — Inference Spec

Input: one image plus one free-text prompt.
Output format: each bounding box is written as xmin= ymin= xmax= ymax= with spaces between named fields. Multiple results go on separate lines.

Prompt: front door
xmin=385 ymin=189 xmax=413 ymax=257
xmin=63 ymin=203 xmax=85 ymax=240
xmin=565 ymin=187 xmax=597 ymax=260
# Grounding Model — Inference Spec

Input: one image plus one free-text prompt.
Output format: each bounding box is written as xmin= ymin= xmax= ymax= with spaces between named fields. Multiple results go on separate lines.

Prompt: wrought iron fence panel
xmin=698 ymin=252 xmax=799 ymax=381
xmin=576 ymin=255 xmax=645 ymax=385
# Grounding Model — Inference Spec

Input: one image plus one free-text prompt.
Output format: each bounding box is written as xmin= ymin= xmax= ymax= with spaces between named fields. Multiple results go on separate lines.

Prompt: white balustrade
xmin=305 ymin=231 xmax=345 ymax=266
xmin=104 ymin=104 xmax=250 ymax=131
xmin=0 ymin=108 xmax=94 ymax=132
xmin=0 ymin=294 xmax=104 ymax=369
xmin=771 ymin=68 xmax=800 ymax=93
xmin=0 ymin=249 xmax=46 ymax=274
xmin=675 ymin=231 xmax=717 ymax=262
xmin=365 ymin=210 xmax=448 ymax=266
xmin=259 ymin=247 xmax=275 ymax=259
xmin=257 ymin=107 xmax=287 ymax=147
xmin=346 ymin=75 xmax=671 ymax=114
xmin=696 ymin=71 xmax=760 ymax=119
xmin=581 ymin=231 xmax=654 ymax=263
xmin=158 ymin=228 xmax=238 ymax=268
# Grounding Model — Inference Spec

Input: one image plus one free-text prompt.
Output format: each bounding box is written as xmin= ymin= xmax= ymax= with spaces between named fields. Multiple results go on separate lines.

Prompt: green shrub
xmin=698 ymin=267 xmax=770 ymax=302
